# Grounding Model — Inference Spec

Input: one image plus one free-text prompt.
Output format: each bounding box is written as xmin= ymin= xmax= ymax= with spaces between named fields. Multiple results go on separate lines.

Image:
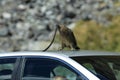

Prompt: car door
xmin=19 ymin=56 xmax=88 ymax=80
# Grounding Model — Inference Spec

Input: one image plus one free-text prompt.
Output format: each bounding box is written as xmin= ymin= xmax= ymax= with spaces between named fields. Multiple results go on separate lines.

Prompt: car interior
xmin=72 ymin=56 xmax=120 ymax=80
xmin=22 ymin=58 xmax=79 ymax=80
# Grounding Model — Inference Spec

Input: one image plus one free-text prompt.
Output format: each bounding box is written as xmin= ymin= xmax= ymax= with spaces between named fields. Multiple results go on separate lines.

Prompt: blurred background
xmin=0 ymin=0 xmax=120 ymax=52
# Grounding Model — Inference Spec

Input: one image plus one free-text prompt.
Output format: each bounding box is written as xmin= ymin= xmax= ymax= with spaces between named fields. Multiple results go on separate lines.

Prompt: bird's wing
xmin=67 ymin=30 xmax=77 ymax=45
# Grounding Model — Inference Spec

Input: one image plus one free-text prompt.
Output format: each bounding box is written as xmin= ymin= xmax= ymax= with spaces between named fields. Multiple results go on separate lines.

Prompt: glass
xmin=0 ymin=58 xmax=16 ymax=80
xmin=72 ymin=56 xmax=120 ymax=80
xmin=22 ymin=57 xmax=81 ymax=80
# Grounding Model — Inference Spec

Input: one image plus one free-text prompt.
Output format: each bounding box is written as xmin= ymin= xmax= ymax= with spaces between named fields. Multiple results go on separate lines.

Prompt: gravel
xmin=0 ymin=0 xmax=120 ymax=52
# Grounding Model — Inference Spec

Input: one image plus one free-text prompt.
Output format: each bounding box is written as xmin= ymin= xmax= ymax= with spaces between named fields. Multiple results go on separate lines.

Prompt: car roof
xmin=0 ymin=50 xmax=120 ymax=58
xmin=55 ymin=50 xmax=120 ymax=57
xmin=0 ymin=51 xmax=68 ymax=58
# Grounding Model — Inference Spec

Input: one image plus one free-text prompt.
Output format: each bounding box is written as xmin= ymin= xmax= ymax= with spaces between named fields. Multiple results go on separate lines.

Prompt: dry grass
xmin=73 ymin=15 xmax=120 ymax=52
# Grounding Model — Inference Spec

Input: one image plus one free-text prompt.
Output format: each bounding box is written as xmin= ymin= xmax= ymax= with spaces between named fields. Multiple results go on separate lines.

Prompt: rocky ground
xmin=0 ymin=0 xmax=120 ymax=52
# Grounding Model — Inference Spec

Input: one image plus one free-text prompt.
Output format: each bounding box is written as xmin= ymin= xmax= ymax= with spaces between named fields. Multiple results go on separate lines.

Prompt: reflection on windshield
xmin=72 ymin=56 xmax=120 ymax=80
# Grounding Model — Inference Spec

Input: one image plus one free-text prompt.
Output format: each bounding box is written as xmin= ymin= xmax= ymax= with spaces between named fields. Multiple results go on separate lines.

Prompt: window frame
xmin=19 ymin=56 xmax=89 ymax=80
xmin=0 ymin=56 xmax=20 ymax=80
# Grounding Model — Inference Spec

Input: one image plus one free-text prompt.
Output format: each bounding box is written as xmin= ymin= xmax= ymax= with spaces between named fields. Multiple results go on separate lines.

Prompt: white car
xmin=0 ymin=51 xmax=120 ymax=80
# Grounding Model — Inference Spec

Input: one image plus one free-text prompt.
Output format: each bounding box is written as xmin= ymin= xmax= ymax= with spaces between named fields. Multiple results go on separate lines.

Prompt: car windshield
xmin=71 ymin=56 xmax=120 ymax=80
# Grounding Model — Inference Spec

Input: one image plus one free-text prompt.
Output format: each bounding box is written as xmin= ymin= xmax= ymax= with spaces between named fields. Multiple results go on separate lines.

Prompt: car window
xmin=22 ymin=57 xmax=83 ymax=80
xmin=82 ymin=63 xmax=97 ymax=75
xmin=72 ymin=56 xmax=120 ymax=80
xmin=0 ymin=57 xmax=17 ymax=80
xmin=52 ymin=66 xmax=78 ymax=80
xmin=108 ymin=61 xmax=120 ymax=80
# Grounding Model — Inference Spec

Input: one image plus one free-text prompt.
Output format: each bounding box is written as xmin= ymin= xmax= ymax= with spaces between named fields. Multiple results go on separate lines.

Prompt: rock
xmin=0 ymin=22 xmax=12 ymax=37
xmin=68 ymin=23 xmax=76 ymax=29
xmin=0 ymin=27 xmax=9 ymax=37
xmin=21 ymin=0 xmax=36 ymax=4
xmin=0 ymin=38 xmax=13 ymax=52
xmin=64 ymin=11 xmax=76 ymax=19
xmin=0 ymin=0 xmax=119 ymax=52
xmin=2 ymin=12 xmax=12 ymax=19
xmin=25 ymin=40 xmax=60 ymax=51
xmin=17 ymin=4 xmax=27 ymax=11
xmin=41 ymin=6 xmax=47 ymax=13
